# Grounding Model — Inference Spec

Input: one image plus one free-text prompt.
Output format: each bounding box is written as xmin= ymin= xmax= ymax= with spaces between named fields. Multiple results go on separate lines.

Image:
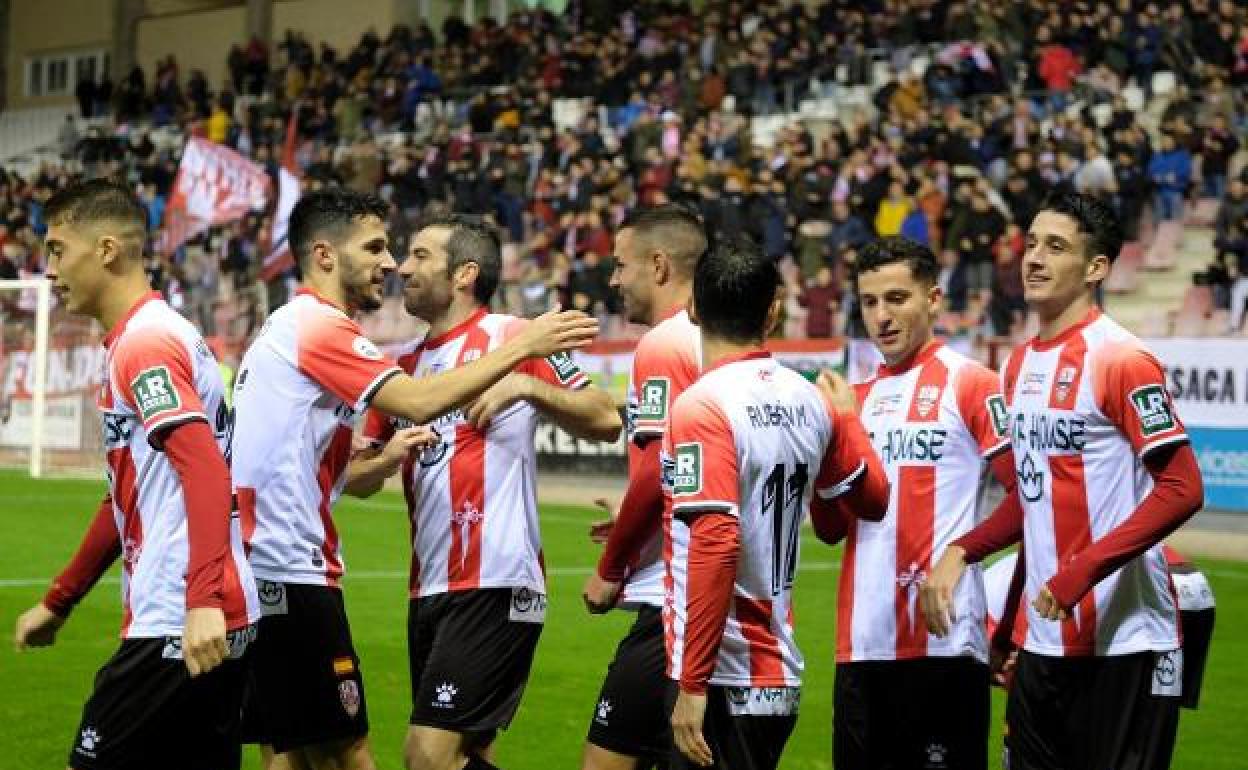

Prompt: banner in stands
xmin=161 ymin=138 xmax=270 ymax=254
xmin=0 ymin=345 xmax=105 ymax=452
xmin=537 ymin=339 xmax=853 ymax=475
xmin=1147 ymin=339 xmax=1248 ymax=512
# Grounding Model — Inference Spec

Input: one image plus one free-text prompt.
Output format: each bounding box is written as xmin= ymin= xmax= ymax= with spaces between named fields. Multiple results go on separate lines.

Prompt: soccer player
xmin=13 ymin=178 xmax=259 ymax=770
xmin=230 ymin=188 xmax=599 ymax=770
xmin=580 ymin=205 xmax=705 ymax=770
xmin=922 ymin=192 xmax=1204 ymax=770
xmin=663 ymin=236 xmax=889 ymax=769
xmin=343 ymin=213 xmax=621 ymax=770
xmin=817 ymin=236 xmax=1020 ymax=770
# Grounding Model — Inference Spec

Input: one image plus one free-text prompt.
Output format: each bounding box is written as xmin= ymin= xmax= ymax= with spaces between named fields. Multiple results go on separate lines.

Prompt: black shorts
xmin=834 ymin=656 xmax=989 ymax=770
xmin=665 ymin=684 xmax=798 ymax=770
xmin=408 ymin=586 xmax=544 ymax=738
xmin=70 ymin=627 xmax=254 ymax=770
xmin=586 ymin=605 xmax=672 ymax=761
xmin=242 ymin=581 xmax=368 ymax=753
xmin=1005 ymin=650 xmax=1181 ymax=770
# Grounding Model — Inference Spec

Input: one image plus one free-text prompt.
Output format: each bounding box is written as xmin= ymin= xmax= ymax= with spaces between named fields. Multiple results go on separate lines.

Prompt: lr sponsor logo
xmin=1130 ymin=384 xmax=1176 ymax=437
xmin=638 ymin=377 xmax=670 ymax=422
xmin=1017 ymin=454 xmax=1045 ymax=502
xmin=131 ymin=365 xmax=180 ymax=421
xmin=672 ymin=443 xmax=703 ymax=495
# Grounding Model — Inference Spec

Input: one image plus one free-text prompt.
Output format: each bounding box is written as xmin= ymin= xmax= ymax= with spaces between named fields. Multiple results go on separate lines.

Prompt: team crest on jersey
xmin=1130 ymin=384 xmax=1176 ymax=436
xmin=638 ymin=377 xmax=670 ymax=423
xmin=672 ymin=442 xmax=703 ymax=495
xmin=1054 ymin=366 xmax=1078 ymax=402
xmin=339 ymin=680 xmax=361 ymax=718
xmin=986 ymin=394 xmax=1009 ymax=438
xmin=915 ymin=385 xmax=941 ymax=418
xmin=131 ymin=365 xmax=180 ymax=422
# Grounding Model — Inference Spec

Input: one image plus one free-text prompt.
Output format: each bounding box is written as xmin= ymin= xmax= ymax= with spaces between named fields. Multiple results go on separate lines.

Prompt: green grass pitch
xmin=1 ymin=469 xmax=1244 ymax=768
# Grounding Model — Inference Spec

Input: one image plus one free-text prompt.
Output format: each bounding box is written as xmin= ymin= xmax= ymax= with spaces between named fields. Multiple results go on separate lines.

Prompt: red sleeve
xmin=111 ymin=327 xmax=207 ymax=445
xmin=360 ymin=407 xmax=396 ymax=448
xmin=668 ymin=392 xmax=739 ymax=518
xmin=631 ymin=330 xmax=697 ymax=442
xmin=504 ymin=318 xmax=590 ymax=389
xmin=679 ymin=512 xmax=739 ymax=695
xmin=164 ymin=420 xmax=233 ymax=610
xmin=296 ymin=308 xmax=401 ymax=408
xmin=814 ymin=404 xmax=879 ymax=503
xmin=1047 ymin=443 xmax=1203 ymax=608
xmin=43 ymin=495 xmax=121 ymax=616
xmin=955 ymin=363 xmax=1011 ymax=458
xmin=809 ymin=494 xmax=854 ymax=545
xmin=953 ymin=451 xmax=1025 ymax=563
xmin=597 ymin=438 xmax=665 ymax=581
xmin=1094 ymin=341 xmax=1188 ymax=458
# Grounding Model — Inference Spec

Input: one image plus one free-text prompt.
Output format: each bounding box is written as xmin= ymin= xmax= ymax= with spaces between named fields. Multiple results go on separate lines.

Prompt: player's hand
xmin=381 ymin=426 xmax=441 ymax=465
xmin=816 ymin=369 xmax=859 ymax=415
xmin=588 ymin=497 xmax=619 ymax=544
xmin=182 ymin=607 xmax=229 ymax=677
xmin=515 ymin=306 xmax=600 ymax=358
xmin=1032 ymin=585 xmax=1069 ymax=622
xmin=990 ymin=644 xmax=1019 ymax=688
xmin=465 ymin=374 xmax=533 ymax=430
xmin=671 ymin=690 xmax=713 ymax=767
xmin=582 ymin=573 xmax=622 ymax=614
xmin=14 ymin=603 xmax=66 ymax=650
xmin=920 ymin=545 xmax=966 ymax=637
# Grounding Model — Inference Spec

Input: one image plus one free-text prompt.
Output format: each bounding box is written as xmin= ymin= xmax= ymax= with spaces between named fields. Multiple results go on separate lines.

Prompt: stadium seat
xmin=1143 ymin=220 xmax=1181 ymax=271
xmin=1172 ymin=286 xmax=1213 ymax=336
xmin=1105 ymin=241 xmax=1143 ymax=294
xmin=1185 ymin=198 xmax=1219 ymax=227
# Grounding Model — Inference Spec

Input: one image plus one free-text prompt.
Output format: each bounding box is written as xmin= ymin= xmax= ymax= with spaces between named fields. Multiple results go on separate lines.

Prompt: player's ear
xmin=652 ymin=248 xmax=671 ymax=285
xmin=765 ymin=292 xmax=783 ymax=337
xmin=312 ymin=240 xmax=335 ymax=273
xmin=926 ymin=281 xmax=944 ymax=314
xmin=1085 ymin=252 xmax=1111 ymax=286
xmin=686 ymin=296 xmax=700 ymax=326
xmin=455 ymin=261 xmax=480 ymax=293
xmin=95 ymin=234 xmax=122 ymax=269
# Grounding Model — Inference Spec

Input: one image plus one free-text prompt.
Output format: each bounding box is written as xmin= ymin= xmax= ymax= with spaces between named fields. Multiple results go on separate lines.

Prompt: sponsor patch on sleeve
xmin=130 ymin=365 xmax=181 ymax=422
xmin=546 ymin=351 xmax=584 ymax=384
xmin=637 ymin=377 xmax=670 ymax=423
xmin=1129 ymin=384 xmax=1176 ymax=437
xmin=672 ymin=442 xmax=703 ymax=496
xmin=986 ymin=393 xmax=1009 ymax=439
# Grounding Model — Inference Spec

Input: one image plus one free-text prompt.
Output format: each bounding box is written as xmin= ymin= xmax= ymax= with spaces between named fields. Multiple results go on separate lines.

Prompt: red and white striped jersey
xmin=232 ymin=288 xmax=402 ymax=586
xmin=99 ymin=292 xmax=258 ymax=638
xmin=619 ymin=308 xmax=701 ymax=609
xmin=663 ymin=352 xmax=868 ymax=688
xmin=360 ymin=308 xmax=589 ymax=598
xmin=840 ymin=342 xmax=1009 ymax=663
xmin=1004 ymin=309 xmax=1187 ymax=656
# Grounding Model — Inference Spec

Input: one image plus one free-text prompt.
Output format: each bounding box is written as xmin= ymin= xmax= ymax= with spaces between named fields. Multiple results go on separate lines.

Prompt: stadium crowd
xmin=4 ymin=0 xmax=1248 ymax=346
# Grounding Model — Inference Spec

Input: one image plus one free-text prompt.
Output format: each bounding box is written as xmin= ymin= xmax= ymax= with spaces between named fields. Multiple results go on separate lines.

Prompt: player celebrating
xmin=818 ymin=236 xmax=1020 ymax=769
xmin=231 ymin=189 xmax=599 ymax=770
xmin=14 ymin=178 xmax=260 ymax=770
xmin=344 ymin=213 xmax=620 ymax=770
xmin=664 ymin=236 xmax=889 ymax=769
xmin=922 ymin=192 xmax=1204 ymax=770
xmin=580 ymin=205 xmax=706 ymax=770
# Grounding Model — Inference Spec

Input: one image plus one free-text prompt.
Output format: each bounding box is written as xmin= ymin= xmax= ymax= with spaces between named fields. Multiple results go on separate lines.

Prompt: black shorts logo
xmin=339 ymin=680 xmax=361 ymax=718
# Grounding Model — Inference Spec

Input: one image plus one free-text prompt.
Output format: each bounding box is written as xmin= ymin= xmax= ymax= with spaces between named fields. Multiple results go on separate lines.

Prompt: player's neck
xmin=301 ymin=274 xmax=349 ymax=312
xmin=426 ymin=301 xmax=484 ymax=341
xmin=701 ymin=334 xmax=764 ymax=371
xmin=649 ymin=282 xmax=691 ymax=326
xmin=96 ymin=274 xmax=156 ymax=334
xmin=1036 ymin=293 xmax=1098 ymax=343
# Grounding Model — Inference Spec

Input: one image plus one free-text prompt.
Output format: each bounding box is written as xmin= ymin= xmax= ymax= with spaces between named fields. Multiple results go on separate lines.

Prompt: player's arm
xmin=1040 ymin=345 xmax=1202 ymax=617
xmin=584 ymin=437 xmax=665 ymax=612
xmin=15 ymin=494 xmax=120 ymax=650
xmin=467 ymin=372 xmax=621 ymax=441
xmin=668 ymin=394 xmax=740 ymax=768
xmin=344 ymin=422 xmax=440 ymax=498
xmin=812 ymin=370 xmax=890 ymax=529
xmin=372 ymin=309 xmax=599 ymax=425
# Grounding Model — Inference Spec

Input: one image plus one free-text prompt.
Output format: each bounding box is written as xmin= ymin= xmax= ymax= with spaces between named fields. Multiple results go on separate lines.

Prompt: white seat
xmin=1151 ymin=71 xmax=1177 ymax=97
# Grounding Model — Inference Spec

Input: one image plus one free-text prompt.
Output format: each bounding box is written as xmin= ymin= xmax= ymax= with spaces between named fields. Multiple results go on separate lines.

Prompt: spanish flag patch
xmin=333 ymin=657 xmax=355 ymax=676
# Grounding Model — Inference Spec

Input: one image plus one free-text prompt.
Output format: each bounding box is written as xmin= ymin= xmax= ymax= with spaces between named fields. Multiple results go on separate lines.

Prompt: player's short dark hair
xmin=1039 ymin=191 xmax=1124 ymax=264
xmin=618 ymin=203 xmax=708 ymax=278
xmin=693 ymin=234 xmax=779 ymax=343
xmin=852 ymin=236 xmax=940 ymax=287
xmin=44 ymin=177 xmax=147 ymax=236
xmin=289 ymin=187 xmax=389 ymax=269
xmin=418 ymin=212 xmax=503 ymax=305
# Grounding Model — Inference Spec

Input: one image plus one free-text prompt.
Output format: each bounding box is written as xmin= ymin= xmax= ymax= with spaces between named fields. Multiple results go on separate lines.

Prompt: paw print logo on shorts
xmin=434 ymin=682 xmax=458 ymax=708
xmin=595 ymin=699 xmax=612 ymax=723
xmin=925 ymin=743 xmax=948 ymax=768
xmin=79 ymin=728 xmax=100 ymax=752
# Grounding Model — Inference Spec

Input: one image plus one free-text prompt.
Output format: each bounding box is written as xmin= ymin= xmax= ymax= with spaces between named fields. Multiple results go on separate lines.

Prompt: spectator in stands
xmin=74 ymin=75 xmax=95 ymax=120
xmin=1149 ymin=134 xmax=1193 ymax=221
xmin=1217 ymin=177 xmax=1248 ymax=240
xmin=1221 ymin=212 xmax=1248 ymax=333
xmin=1200 ymin=113 xmax=1239 ymax=199
xmin=798 ymin=264 xmax=839 ymax=339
